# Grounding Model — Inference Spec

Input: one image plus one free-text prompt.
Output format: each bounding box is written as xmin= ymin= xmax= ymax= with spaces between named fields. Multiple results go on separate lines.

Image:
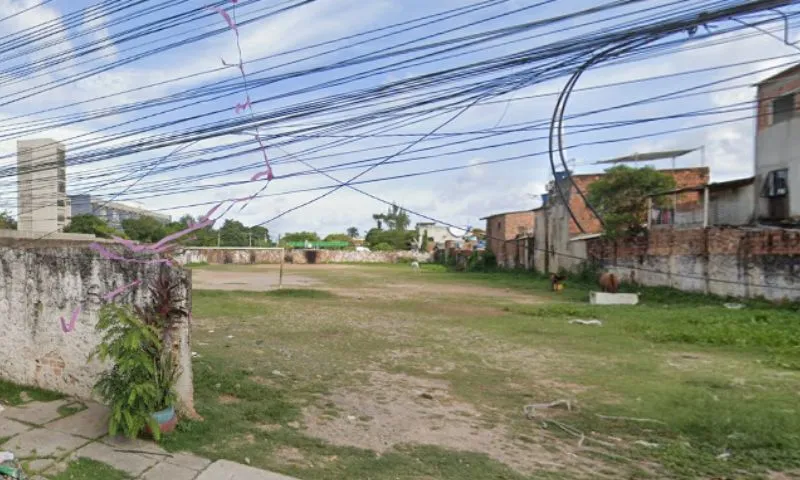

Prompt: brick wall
xmin=757 ymin=67 xmax=800 ymax=133
xmin=586 ymin=227 xmax=800 ymax=301
xmin=483 ymin=211 xmax=534 ymax=267
xmin=567 ymin=168 xmax=710 ymax=235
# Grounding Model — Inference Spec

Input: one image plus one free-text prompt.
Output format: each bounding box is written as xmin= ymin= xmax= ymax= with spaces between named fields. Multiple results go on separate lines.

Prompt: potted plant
xmin=92 ymin=304 xmax=178 ymax=440
xmin=92 ymin=272 xmax=186 ymax=440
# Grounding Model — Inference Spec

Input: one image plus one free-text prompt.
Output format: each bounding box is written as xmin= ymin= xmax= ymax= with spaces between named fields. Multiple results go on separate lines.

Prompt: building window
xmin=762 ymin=169 xmax=789 ymax=198
xmin=497 ymin=221 xmax=501 ymax=229
xmin=56 ymin=199 xmax=65 ymax=207
xmin=772 ymin=94 xmax=795 ymax=124
xmin=58 ymin=182 xmax=65 ymax=193
xmin=57 ymin=215 xmax=65 ymax=222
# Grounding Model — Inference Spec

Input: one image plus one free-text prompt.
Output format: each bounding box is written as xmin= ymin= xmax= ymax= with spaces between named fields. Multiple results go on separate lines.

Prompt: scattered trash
xmin=0 ymin=451 xmax=25 ymax=480
xmin=419 ymin=392 xmax=434 ymax=400
xmin=214 ymin=383 xmax=221 ymax=389
xmin=717 ymin=451 xmax=731 ymax=460
xmin=244 ymin=457 xmax=251 ymax=465
xmin=347 ymin=415 xmax=356 ymax=422
xmin=634 ymin=440 xmax=660 ymax=448
xmin=595 ymin=414 xmax=666 ymax=425
xmin=724 ymin=303 xmax=745 ymax=310
xmin=524 ymin=399 xmax=572 ymax=419
xmin=569 ymin=319 xmax=603 ymax=326
xmin=226 ymin=335 xmax=234 ymax=339
xmin=208 ymin=330 xmax=215 ymax=333
xmin=272 ymin=370 xmax=285 ymax=377
xmin=191 ymin=352 xmax=200 ymax=358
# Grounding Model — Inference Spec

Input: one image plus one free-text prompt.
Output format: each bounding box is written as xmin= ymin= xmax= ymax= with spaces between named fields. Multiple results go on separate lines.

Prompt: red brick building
xmin=481 ymin=209 xmax=535 ymax=266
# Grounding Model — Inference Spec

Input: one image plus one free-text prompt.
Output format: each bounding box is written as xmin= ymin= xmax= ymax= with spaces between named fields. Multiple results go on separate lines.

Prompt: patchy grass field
xmin=164 ymin=263 xmax=800 ymax=479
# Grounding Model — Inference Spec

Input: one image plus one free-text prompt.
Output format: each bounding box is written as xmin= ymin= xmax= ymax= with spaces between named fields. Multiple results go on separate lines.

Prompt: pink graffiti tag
xmin=209 ymin=6 xmax=238 ymax=35
xmin=102 ymin=280 xmax=142 ymax=301
xmin=60 ymin=307 xmax=81 ymax=333
xmin=235 ymin=97 xmax=251 ymax=114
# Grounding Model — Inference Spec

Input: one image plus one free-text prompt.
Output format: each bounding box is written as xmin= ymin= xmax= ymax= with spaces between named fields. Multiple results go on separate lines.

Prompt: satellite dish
xmin=448 ymin=226 xmax=466 ymax=238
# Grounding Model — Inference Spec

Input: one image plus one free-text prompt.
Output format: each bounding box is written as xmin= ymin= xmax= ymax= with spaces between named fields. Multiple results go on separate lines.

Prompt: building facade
xmin=415 ymin=222 xmax=463 ymax=250
xmin=755 ymin=65 xmax=800 ymax=223
xmin=481 ymin=209 xmax=535 ymax=267
xmin=17 ymin=139 xmax=69 ymax=232
xmin=69 ymin=195 xmax=170 ymax=230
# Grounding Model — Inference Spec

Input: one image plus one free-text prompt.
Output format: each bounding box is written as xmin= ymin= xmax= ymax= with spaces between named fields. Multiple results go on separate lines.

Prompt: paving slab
xmin=26 ymin=458 xmax=55 ymax=472
xmin=2 ymin=400 xmax=70 ymax=425
xmin=196 ymin=460 xmax=299 ymax=480
xmin=45 ymin=402 xmax=110 ymax=439
xmin=100 ymin=435 xmax=170 ymax=461
xmin=0 ymin=416 xmax=33 ymax=438
xmin=140 ymin=461 xmax=199 ymax=480
xmin=0 ymin=428 xmax=87 ymax=458
xmin=164 ymin=452 xmax=212 ymax=471
xmin=74 ymin=441 xmax=158 ymax=477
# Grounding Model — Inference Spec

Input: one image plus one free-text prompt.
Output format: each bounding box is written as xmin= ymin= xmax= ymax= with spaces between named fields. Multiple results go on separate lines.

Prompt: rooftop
xmin=480 ymin=209 xmax=535 ymax=220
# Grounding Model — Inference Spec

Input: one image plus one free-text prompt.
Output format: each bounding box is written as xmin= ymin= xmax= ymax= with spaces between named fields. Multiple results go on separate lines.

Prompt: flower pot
xmin=147 ymin=406 xmax=178 ymax=436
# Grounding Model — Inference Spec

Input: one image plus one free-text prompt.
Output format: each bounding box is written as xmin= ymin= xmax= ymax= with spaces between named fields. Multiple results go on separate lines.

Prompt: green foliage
xmin=372 ymin=203 xmax=410 ymax=231
xmin=346 ymin=226 xmax=360 ymax=238
xmin=64 ymin=214 xmax=125 ymax=239
xmin=365 ymin=228 xmax=416 ymax=250
xmin=49 ymin=458 xmax=131 ymax=480
xmin=420 ymin=230 xmax=429 ymax=251
xmin=281 ymin=231 xmax=320 ymax=244
xmin=587 ymin=165 xmax=677 ymax=238
xmin=323 ymin=233 xmax=352 ymax=243
xmin=0 ymin=379 xmax=63 ymax=406
xmin=0 ymin=210 xmax=16 ymax=230
xmin=466 ymin=250 xmax=496 ymax=272
xmin=122 ymin=216 xmax=167 ymax=243
xmin=91 ymin=304 xmax=171 ymax=440
xmin=372 ymin=242 xmax=394 ymax=251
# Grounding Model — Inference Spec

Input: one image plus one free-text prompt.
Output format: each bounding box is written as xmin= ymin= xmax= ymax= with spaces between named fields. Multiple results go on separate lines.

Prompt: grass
xmin=0 ymin=379 xmax=64 ymax=406
xmin=48 ymin=459 xmax=130 ymax=480
xmin=57 ymin=402 xmax=88 ymax=418
xmin=171 ymin=263 xmax=800 ymax=479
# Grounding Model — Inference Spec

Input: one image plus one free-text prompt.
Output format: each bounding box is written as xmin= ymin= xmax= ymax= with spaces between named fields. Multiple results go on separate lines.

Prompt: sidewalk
xmin=0 ymin=398 xmax=297 ymax=480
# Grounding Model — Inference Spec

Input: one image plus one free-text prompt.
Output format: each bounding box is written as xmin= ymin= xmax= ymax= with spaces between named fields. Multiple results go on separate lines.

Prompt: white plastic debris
xmin=226 ymin=335 xmax=234 ymax=339
xmin=0 ymin=452 xmax=14 ymax=462
xmin=272 ymin=370 xmax=285 ymax=377
xmin=634 ymin=440 xmax=660 ymax=448
xmin=724 ymin=303 xmax=744 ymax=310
xmin=191 ymin=351 xmax=200 ymax=358
xmin=569 ymin=319 xmax=603 ymax=326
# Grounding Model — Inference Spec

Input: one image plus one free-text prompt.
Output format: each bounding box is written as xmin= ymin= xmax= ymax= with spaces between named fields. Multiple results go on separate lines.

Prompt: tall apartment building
xmin=17 ymin=139 xmax=69 ymax=232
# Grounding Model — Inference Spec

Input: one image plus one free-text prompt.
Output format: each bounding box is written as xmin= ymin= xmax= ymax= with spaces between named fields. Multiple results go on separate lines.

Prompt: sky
xmin=1 ymin=0 xmax=799 ymax=238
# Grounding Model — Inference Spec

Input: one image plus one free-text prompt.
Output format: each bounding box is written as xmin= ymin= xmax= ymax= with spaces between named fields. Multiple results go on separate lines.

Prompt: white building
xmin=16 ymin=139 xmax=70 ymax=232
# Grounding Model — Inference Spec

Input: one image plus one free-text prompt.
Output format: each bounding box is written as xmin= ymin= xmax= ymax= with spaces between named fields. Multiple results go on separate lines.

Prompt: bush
xmin=372 ymin=242 xmax=393 ymax=251
xmin=466 ymin=250 xmax=497 ymax=272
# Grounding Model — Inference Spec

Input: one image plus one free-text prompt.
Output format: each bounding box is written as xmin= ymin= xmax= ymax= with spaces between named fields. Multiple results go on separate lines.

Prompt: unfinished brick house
xmin=481 ymin=209 xmax=535 ymax=267
xmin=558 ymin=167 xmax=710 ymax=235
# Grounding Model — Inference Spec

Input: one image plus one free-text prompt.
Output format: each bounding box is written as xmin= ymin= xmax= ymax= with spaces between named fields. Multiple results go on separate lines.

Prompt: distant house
xmin=754 ymin=65 xmax=800 ymax=223
xmin=480 ymin=210 xmax=535 ymax=267
xmin=69 ymin=194 xmax=170 ymax=230
xmin=646 ymin=177 xmax=756 ymax=229
xmin=415 ymin=222 xmax=463 ymax=250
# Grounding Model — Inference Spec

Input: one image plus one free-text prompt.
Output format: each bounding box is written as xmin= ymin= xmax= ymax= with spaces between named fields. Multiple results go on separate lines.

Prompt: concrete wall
xmin=710 ymin=183 xmax=755 ymax=226
xmin=0 ymin=241 xmax=195 ymax=414
xmin=586 ymin=227 xmax=800 ymax=301
xmin=174 ymin=247 xmax=431 ymax=265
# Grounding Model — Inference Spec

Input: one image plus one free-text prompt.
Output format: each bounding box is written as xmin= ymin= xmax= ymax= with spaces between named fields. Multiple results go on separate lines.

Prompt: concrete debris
xmin=568 ymin=319 xmax=603 ymax=326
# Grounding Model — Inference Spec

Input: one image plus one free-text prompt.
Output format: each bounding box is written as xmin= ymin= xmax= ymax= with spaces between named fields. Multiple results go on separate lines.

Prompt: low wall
xmin=174 ymin=247 xmax=431 ymax=265
xmin=586 ymin=227 xmax=800 ymax=301
xmin=0 ymin=241 xmax=194 ymax=414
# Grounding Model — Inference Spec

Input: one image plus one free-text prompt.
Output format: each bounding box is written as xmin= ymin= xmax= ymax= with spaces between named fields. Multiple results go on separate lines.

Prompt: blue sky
xmin=1 ymin=0 xmax=799 ymax=237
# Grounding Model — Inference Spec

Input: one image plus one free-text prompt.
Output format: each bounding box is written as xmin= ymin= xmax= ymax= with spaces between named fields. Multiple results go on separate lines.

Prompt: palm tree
xmin=346 ymin=227 xmax=359 ymax=238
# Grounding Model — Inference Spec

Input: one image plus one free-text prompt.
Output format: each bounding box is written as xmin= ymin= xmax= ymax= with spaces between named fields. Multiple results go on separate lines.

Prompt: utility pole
xmin=249 ymin=233 xmax=252 ymax=247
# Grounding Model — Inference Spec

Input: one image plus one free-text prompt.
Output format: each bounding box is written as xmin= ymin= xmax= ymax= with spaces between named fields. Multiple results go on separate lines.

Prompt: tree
xmin=365 ymin=228 xmax=416 ymax=250
xmin=122 ymin=216 xmax=167 ymax=243
xmin=281 ymin=231 xmax=320 ymax=244
xmin=372 ymin=204 xmax=410 ymax=231
xmin=0 ymin=210 xmax=16 ymax=230
xmin=346 ymin=227 xmax=359 ymax=238
xmin=324 ymin=233 xmax=352 ymax=243
xmin=218 ymin=219 xmax=250 ymax=246
xmin=587 ymin=165 xmax=676 ymax=238
xmin=65 ymin=214 xmax=124 ymax=239
xmin=249 ymin=225 xmax=271 ymax=246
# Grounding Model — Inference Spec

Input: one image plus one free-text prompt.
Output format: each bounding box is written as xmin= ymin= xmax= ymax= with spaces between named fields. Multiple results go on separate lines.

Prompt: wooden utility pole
xmin=278 ymin=247 xmax=285 ymax=290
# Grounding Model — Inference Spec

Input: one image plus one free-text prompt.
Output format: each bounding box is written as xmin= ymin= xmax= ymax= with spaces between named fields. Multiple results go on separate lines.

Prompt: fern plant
xmin=91 ymin=304 xmax=177 ymax=440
